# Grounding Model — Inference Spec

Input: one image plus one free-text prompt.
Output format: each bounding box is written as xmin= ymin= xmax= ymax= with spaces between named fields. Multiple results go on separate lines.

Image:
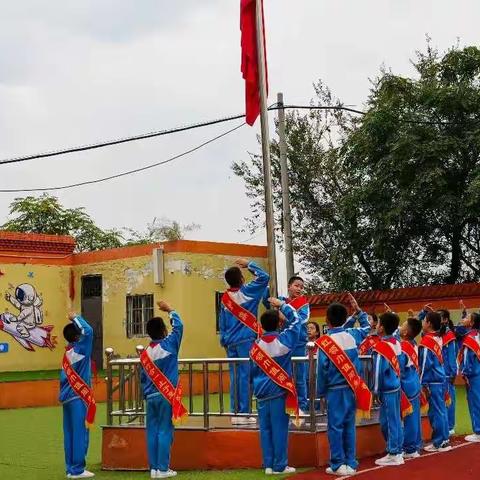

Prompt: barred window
xmin=126 ymin=294 xmax=154 ymax=337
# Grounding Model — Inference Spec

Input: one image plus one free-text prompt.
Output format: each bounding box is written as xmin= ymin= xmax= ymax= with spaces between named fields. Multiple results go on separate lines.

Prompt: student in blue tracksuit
xmin=140 ymin=300 xmax=183 ymax=479
xmin=419 ymin=311 xmax=451 ymax=452
xmin=251 ymin=297 xmax=301 ymax=475
xmin=59 ymin=313 xmax=95 ymax=479
xmin=398 ymin=317 xmax=423 ymax=458
xmin=219 ymin=258 xmax=269 ymax=424
xmin=458 ymin=312 xmax=480 ymax=443
xmin=317 ymin=294 xmax=370 ymax=476
xmin=437 ymin=309 xmax=458 ymax=435
xmin=373 ymin=312 xmax=406 ymax=467
xmin=263 ymin=276 xmax=310 ymax=415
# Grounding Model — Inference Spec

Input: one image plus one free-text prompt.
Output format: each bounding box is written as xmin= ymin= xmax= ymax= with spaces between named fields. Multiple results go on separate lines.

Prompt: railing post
xmin=203 ymin=361 xmax=210 ymax=430
xmin=307 ymin=342 xmax=317 ymax=433
xmin=105 ymin=347 xmax=114 ymax=426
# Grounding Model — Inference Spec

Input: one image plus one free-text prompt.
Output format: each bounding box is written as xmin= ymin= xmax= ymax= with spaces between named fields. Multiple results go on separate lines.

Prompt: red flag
xmin=240 ymin=0 xmax=268 ymax=126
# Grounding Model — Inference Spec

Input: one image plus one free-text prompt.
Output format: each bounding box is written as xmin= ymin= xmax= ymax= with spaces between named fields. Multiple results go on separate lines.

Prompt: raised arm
xmin=238 ymin=259 xmax=270 ymax=299
xmin=70 ymin=312 xmax=93 ymax=355
xmin=158 ymin=301 xmax=183 ymax=352
xmin=269 ymin=298 xmax=301 ymax=350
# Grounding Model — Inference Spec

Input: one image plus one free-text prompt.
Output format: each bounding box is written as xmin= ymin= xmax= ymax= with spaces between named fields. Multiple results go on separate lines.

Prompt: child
xmin=219 ymin=258 xmax=269 ymax=424
xmin=346 ymin=313 xmax=379 ymax=355
xmin=264 ymin=276 xmax=310 ymax=415
xmin=140 ymin=300 xmax=185 ymax=479
xmin=458 ymin=311 xmax=480 ymax=443
xmin=399 ymin=317 xmax=423 ymax=458
xmin=438 ymin=309 xmax=458 ymax=435
xmin=373 ymin=312 xmax=407 ymax=466
xmin=419 ymin=311 xmax=451 ymax=452
xmin=250 ymin=297 xmax=301 ymax=475
xmin=59 ymin=312 xmax=95 ymax=479
xmin=316 ymin=294 xmax=372 ymax=476
xmin=307 ymin=321 xmax=321 ymax=342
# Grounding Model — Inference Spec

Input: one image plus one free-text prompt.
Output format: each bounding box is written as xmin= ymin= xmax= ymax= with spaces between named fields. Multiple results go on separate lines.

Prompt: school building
xmin=0 ymin=231 xmax=268 ymax=373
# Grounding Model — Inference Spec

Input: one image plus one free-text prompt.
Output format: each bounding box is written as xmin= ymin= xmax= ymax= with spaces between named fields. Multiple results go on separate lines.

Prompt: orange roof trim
xmin=309 ymin=282 xmax=480 ymax=307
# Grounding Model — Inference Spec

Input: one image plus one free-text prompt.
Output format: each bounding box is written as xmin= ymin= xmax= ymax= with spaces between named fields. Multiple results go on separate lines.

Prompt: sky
xmin=0 ymin=1 xmax=478 ymax=294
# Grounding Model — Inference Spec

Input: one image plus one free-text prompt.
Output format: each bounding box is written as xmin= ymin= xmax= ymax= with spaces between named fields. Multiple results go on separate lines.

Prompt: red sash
xmin=315 ymin=335 xmax=372 ymax=419
xmin=287 ymin=295 xmax=309 ymax=310
xmin=442 ymin=330 xmax=456 ymax=347
xmin=420 ymin=334 xmax=444 ymax=364
xmin=359 ymin=335 xmax=380 ymax=355
xmin=140 ymin=348 xmax=188 ymax=424
xmin=401 ymin=341 xmax=429 ymax=413
xmin=62 ymin=350 xmax=96 ymax=426
xmin=458 ymin=332 xmax=480 ymax=365
xmin=250 ymin=341 xmax=300 ymax=424
xmin=373 ymin=341 xmax=413 ymax=418
xmin=222 ymin=291 xmax=262 ymax=336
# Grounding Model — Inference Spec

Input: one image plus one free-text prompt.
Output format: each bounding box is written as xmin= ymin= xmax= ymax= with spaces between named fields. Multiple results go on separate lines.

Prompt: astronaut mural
xmin=0 ymin=283 xmax=57 ymax=351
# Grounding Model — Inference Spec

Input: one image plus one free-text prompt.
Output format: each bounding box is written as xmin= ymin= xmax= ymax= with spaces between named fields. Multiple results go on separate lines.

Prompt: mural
xmin=0 ymin=283 xmax=57 ymax=351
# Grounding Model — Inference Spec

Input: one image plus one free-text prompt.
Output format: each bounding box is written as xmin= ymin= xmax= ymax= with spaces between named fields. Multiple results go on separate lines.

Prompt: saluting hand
xmin=268 ymin=297 xmax=284 ymax=309
xmin=235 ymin=258 xmax=250 ymax=268
xmin=347 ymin=293 xmax=360 ymax=313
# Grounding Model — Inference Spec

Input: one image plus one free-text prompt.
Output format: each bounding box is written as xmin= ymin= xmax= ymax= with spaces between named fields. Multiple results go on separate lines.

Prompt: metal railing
xmin=105 ymin=346 xmax=377 ymax=432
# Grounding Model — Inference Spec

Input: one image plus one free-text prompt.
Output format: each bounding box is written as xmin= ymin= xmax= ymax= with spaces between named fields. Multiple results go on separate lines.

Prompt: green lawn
xmin=0 ymin=387 xmax=474 ymax=480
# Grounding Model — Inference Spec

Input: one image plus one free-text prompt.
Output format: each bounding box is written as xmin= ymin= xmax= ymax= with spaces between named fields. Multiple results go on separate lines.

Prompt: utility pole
xmin=277 ymin=92 xmax=294 ymax=281
xmin=255 ymin=0 xmax=277 ymax=296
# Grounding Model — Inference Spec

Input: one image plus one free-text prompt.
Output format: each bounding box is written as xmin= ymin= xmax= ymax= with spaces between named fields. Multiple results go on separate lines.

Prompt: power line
xmin=0 ymin=123 xmax=245 ymax=193
xmin=0 ymin=105 xmax=363 ymax=166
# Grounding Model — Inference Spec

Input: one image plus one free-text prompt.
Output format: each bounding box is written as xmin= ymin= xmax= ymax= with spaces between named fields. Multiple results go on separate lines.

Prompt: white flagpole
xmin=255 ymin=0 xmax=278 ymax=297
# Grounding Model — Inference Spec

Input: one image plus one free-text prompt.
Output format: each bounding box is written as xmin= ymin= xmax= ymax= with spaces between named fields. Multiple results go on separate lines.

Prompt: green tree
xmin=233 ymin=43 xmax=480 ymax=291
xmin=124 ymin=217 xmax=200 ymax=244
xmin=1 ymin=194 xmax=123 ymax=252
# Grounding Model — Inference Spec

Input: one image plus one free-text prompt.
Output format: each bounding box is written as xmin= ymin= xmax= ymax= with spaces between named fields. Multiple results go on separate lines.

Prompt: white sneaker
xmin=157 ymin=470 xmax=177 ymax=479
xmin=465 ymin=434 xmax=480 ymax=443
xmin=69 ymin=471 xmax=95 ymax=479
xmin=326 ymin=465 xmax=348 ymax=475
xmin=231 ymin=416 xmax=256 ymax=425
xmin=345 ymin=465 xmax=357 ymax=475
xmin=423 ymin=444 xmax=439 ymax=452
xmin=150 ymin=469 xmax=158 ymax=479
xmin=403 ymin=451 xmax=420 ymax=459
xmin=375 ymin=454 xmax=404 ymax=466
xmin=272 ymin=466 xmax=296 ymax=475
xmin=449 ymin=429 xmax=455 ymax=436
xmin=439 ymin=441 xmax=451 ymax=452
xmin=265 ymin=468 xmax=273 ymax=475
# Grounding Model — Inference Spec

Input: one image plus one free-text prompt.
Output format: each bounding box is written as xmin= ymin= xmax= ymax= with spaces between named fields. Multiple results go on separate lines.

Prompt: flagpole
xmin=255 ymin=0 xmax=278 ymax=297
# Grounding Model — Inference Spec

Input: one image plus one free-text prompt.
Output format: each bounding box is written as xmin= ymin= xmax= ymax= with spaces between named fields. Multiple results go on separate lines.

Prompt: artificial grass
xmin=0 ymin=387 xmax=474 ymax=480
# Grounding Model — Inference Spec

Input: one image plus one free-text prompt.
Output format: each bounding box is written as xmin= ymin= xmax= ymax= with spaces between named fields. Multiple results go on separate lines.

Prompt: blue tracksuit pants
xmin=379 ymin=391 xmax=403 ymax=455
xmin=466 ymin=376 xmax=480 ymax=435
xmin=403 ymin=395 xmax=422 ymax=454
xmin=293 ymin=344 xmax=308 ymax=412
xmin=426 ymin=383 xmax=449 ymax=447
xmin=63 ymin=398 xmax=89 ymax=476
xmin=326 ymin=387 xmax=358 ymax=471
xmin=258 ymin=395 xmax=289 ymax=472
xmin=446 ymin=380 xmax=456 ymax=431
xmin=146 ymin=395 xmax=174 ymax=471
xmin=227 ymin=341 xmax=253 ymax=413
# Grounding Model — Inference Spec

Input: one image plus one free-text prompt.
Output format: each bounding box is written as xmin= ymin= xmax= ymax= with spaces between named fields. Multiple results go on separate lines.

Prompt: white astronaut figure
xmin=4 ymin=284 xmax=44 ymax=338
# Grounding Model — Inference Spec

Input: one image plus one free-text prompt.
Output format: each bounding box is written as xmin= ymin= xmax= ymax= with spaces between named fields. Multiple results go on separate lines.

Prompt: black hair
xmin=379 ymin=312 xmax=400 ymax=335
xmin=146 ymin=317 xmax=168 ymax=340
xmin=307 ymin=321 xmax=321 ymax=338
xmin=225 ymin=266 xmax=243 ymax=288
xmin=326 ymin=302 xmax=348 ymax=327
xmin=471 ymin=312 xmax=480 ymax=329
xmin=288 ymin=275 xmax=304 ymax=287
xmin=406 ymin=317 xmax=422 ymax=339
xmin=63 ymin=323 xmax=80 ymax=343
xmin=426 ymin=311 xmax=442 ymax=332
xmin=437 ymin=309 xmax=455 ymax=332
xmin=261 ymin=309 xmax=280 ymax=332
xmin=371 ymin=313 xmax=379 ymax=326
